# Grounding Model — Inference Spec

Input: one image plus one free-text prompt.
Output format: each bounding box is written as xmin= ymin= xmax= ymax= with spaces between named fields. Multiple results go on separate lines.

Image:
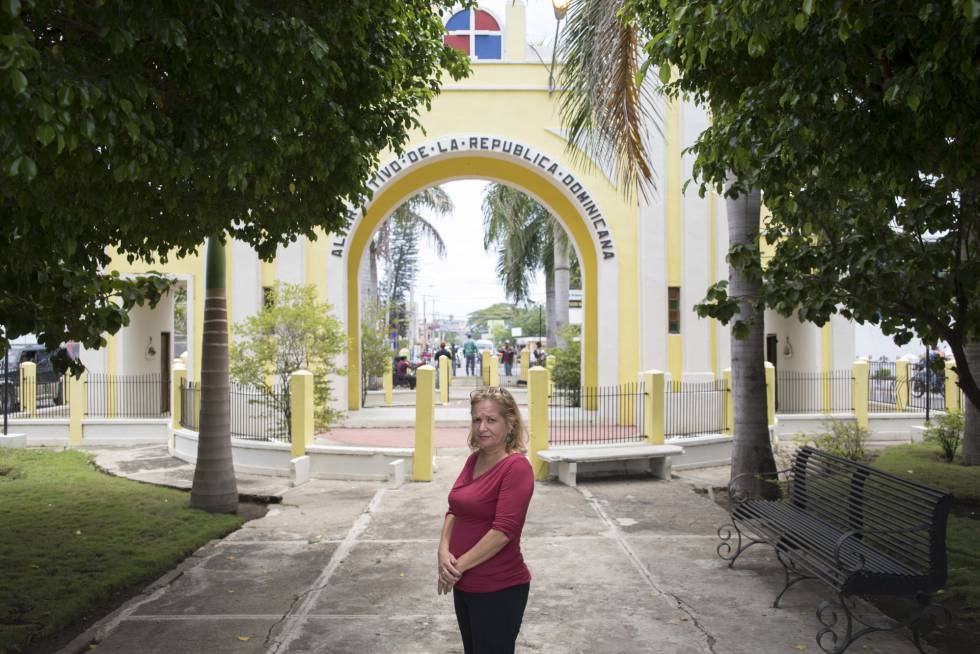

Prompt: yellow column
xmin=489 ymin=355 xmax=500 ymax=387
xmin=643 ymin=370 xmax=665 ymax=445
xmin=519 ymin=349 xmax=529 ymax=384
xmin=723 ymin=368 xmax=734 ymax=434
xmin=945 ymin=360 xmax=960 ymax=413
xmin=290 ymin=370 xmax=314 ymax=458
xmin=305 ymin=229 xmax=330 ymax=303
xmin=852 ymin=359 xmax=869 ymax=430
xmin=896 ymin=359 xmax=910 ymax=412
xmin=439 ymin=355 xmax=450 ymax=405
xmin=413 ymin=365 xmax=435 ymax=481
xmin=765 ymin=362 xmax=775 ymax=426
xmin=19 ymin=362 xmax=36 ymax=417
xmin=666 ymin=92 xmax=683 ymax=383
xmin=383 ymin=357 xmax=393 ymax=406
xmin=68 ymin=371 xmax=86 ymax=446
xmin=528 ymin=366 xmax=550 ymax=480
xmin=481 ymin=350 xmax=491 ymax=386
xmin=171 ymin=362 xmax=186 ymax=431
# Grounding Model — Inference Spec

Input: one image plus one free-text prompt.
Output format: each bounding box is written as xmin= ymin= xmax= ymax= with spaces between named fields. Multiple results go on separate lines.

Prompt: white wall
xmin=118 ymin=294 xmax=174 ymax=376
xmin=231 ymin=239 xmax=261 ymax=328
xmin=276 ymin=239 xmax=306 ymax=286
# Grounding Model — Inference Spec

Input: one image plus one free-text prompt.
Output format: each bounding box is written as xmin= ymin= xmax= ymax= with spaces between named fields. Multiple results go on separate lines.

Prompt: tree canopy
xmin=0 ymin=0 xmax=468 ymax=368
xmin=631 ymin=0 xmax=980 ymax=409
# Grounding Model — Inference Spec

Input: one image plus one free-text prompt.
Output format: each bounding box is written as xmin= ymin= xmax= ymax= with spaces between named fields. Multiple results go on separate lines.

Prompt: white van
xmin=475 ymin=339 xmax=495 ymax=353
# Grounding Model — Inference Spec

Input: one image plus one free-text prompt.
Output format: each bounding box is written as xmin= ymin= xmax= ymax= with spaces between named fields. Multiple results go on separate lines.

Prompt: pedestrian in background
xmin=463 ymin=335 xmax=478 ymax=376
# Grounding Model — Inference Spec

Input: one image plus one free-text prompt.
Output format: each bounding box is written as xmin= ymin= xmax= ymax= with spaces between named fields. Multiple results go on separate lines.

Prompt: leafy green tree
xmin=360 ymin=297 xmax=392 ymax=405
xmin=229 ymin=283 xmax=346 ymax=431
xmin=632 ymin=0 xmax=980 ymax=463
xmin=190 ymin=237 xmax=237 ymax=514
xmin=551 ymin=325 xmax=582 ymax=390
xmin=0 ymin=0 xmax=468 ymax=368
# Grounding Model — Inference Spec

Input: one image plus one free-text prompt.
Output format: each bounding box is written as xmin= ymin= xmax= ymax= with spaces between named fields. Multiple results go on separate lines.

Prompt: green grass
xmin=0 ymin=449 xmax=243 ymax=653
xmin=871 ymin=442 xmax=980 ymax=633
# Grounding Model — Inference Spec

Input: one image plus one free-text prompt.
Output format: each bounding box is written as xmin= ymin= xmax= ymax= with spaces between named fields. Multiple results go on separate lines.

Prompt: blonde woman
xmin=437 ymin=387 xmax=534 ymax=654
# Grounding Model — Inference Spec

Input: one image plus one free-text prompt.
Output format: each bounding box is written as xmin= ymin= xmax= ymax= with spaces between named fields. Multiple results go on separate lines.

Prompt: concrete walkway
xmin=64 ymin=445 xmax=928 ymax=654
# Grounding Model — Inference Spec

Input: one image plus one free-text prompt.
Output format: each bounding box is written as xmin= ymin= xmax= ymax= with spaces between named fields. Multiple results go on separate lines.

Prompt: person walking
xmin=463 ymin=335 xmax=478 ymax=376
xmin=499 ymin=341 xmax=515 ymax=378
xmin=437 ymin=387 xmax=534 ymax=654
xmin=435 ymin=341 xmax=453 ymax=386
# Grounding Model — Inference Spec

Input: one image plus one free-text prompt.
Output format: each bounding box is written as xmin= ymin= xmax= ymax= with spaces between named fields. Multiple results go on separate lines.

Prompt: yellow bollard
xmin=528 ymin=366 xmax=550 ymax=480
xmin=852 ymin=359 xmax=869 ymax=430
xmin=171 ymin=363 xmax=187 ymax=431
xmin=489 ymin=355 xmax=500 ymax=387
xmin=290 ymin=370 xmax=314 ymax=458
xmin=722 ymin=368 xmax=734 ymax=434
xmin=413 ymin=365 xmax=435 ymax=481
xmin=68 ymin=371 xmax=87 ymax=446
xmin=896 ymin=359 xmax=910 ymax=412
xmin=945 ymin=360 xmax=959 ymax=413
xmin=383 ymin=357 xmax=393 ymax=406
xmin=440 ymin=355 xmax=450 ymax=405
xmin=519 ymin=349 xmax=529 ymax=384
xmin=642 ymin=370 xmax=665 ymax=445
xmin=765 ymin=362 xmax=775 ymax=426
xmin=19 ymin=362 xmax=36 ymax=418
xmin=481 ymin=350 xmax=491 ymax=386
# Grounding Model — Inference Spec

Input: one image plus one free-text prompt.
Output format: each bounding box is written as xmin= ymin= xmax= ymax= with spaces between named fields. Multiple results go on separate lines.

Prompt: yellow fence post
xmin=481 ymin=350 xmax=491 ymax=386
xmin=68 ymin=371 xmax=87 ymax=446
xmin=895 ymin=359 xmax=910 ymax=412
xmin=519 ymin=349 xmax=529 ymax=384
xmin=528 ymin=366 xmax=550 ymax=480
xmin=172 ymin=362 xmax=186 ymax=431
xmin=643 ymin=370 xmax=665 ymax=445
xmin=722 ymin=368 xmax=734 ymax=434
xmin=383 ymin=357 xmax=393 ymax=406
xmin=489 ymin=355 xmax=500 ymax=387
xmin=852 ymin=359 xmax=869 ymax=430
xmin=439 ymin=355 xmax=450 ymax=405
xmin=765 ymin=362 xmax=775 ymax=426
xmin=19 ymin=362 xmax=36 ymax=418
xmin=290 ymin=370 xmax=314 ymax=459
xmin=413 ymin=365 xmax=435 ymax=481
xmin=945 ymin=360 xmax=959 ymax=413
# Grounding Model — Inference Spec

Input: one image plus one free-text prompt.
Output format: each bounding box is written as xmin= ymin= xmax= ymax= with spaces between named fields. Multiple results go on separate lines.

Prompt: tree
xmin=190 ymin=236 xmax=237 ymax=514
xmin=229 ymin=283 xmax=346 ymax=431
xmin=632 ymin=0 xmax=980 ymax=463
xmin=360 ymin=297 xmax=392 ymax=406
xmin=0 ymin=1 xmax=468 ymax=369
xmin=557 ymin=0 xmax=776 ymax=494
xmin=481 ymin=183 xmax=577 ymax=346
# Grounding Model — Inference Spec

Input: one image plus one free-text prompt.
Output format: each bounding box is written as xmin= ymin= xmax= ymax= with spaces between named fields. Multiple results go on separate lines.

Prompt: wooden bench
xmin=536 ymin=443 xmax=683 ymax=487
xmin=718 ymin=446 xmax=953 ymax=653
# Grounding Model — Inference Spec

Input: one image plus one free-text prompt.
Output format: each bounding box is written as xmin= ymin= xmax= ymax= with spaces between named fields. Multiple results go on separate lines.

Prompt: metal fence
xmin=0 ymin=376 xmax=70 ymax=418
xmin=776 ymin=370 xmax=852 ymax=414
xmin=665 ymin=379 xmax=728 ymax=438
xmin=867 ymin=361 xmax=897 ymax=413
xmin=86 ymin=373 xmax=169 ymax=418
xmin=548 ymin=383 xmax=645 ymax=445
xmin=179 ymin=380 xmax=289 ymax=443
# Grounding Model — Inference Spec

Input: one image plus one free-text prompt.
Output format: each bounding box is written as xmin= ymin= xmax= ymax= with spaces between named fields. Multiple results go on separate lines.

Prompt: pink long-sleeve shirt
xmin=447 ymin=452 xmax=534 ymax=593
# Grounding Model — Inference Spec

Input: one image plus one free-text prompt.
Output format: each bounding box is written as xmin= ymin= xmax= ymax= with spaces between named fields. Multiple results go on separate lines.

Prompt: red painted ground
xmin=317 ymin=426 xmax=471 ymax=449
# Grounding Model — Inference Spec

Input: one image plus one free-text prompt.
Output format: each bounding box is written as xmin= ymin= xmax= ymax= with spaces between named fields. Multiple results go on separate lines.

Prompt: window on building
xmin=668 ymin=287 xmax=680 ymax=334
xmin=444 ymin=8 xmax=502 ymax=60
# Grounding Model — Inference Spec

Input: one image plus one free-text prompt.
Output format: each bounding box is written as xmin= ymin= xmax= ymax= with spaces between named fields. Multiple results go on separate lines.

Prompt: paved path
xmin=64 ymin=448 xmax=927 ymax=654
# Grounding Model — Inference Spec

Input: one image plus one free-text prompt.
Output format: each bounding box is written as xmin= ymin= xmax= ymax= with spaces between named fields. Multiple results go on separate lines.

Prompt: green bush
xmin=923 ymin=411 xmax=964 ymax=462
xmin=872 ymin=367 xmax=894 ymax=380
xmin=799 ymin=419 xmax=870 ymax=461
xmin=551 ymin=325 xmax=581 ymax=390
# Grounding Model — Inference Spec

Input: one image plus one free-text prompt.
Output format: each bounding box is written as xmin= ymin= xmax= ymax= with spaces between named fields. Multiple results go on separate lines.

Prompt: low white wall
xmin=773 ymin=411 xmax=931 ymax=444
xmin=13 ymin=418 xmax=169 ymax=446
xmin=666 ymin=434 xmax=732 ymax=470
xmin=172 ymin=429 xmax=414 ymax=481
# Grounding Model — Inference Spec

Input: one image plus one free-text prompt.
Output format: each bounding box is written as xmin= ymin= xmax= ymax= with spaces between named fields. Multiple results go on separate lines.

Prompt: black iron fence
xmin=548 ymin=383 xmax=645 ymax=445
xmin=867 ymin=361 xmax=897 ymax=413
xmin=0 ymin=375 xmax=69 ymax=418
xmin=776 ymin=370 xmax=852 ymax=414
xmin=665 ymin=379 xmax=728 ymax=438
xmin=86 ymin=373 xmax=169 ymax=418
xmin=179 ymin=380 xmax=289 ymax=443
xmin=904 ymin=361 xmax=946 ymax=413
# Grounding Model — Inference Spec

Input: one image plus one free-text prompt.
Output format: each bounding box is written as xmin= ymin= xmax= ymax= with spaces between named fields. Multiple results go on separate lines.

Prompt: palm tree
xmin=556 ymin=0 xmax=777 ymax=497
xmin=481 ymin=183 xmax=573 ymax=347
xmin=190 ymin=235 xmax=238 ymax=513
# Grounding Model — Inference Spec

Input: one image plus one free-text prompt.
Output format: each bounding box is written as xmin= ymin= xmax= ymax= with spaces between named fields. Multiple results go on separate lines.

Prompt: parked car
xmin=1 ymin=344 xmax=66 ymax=412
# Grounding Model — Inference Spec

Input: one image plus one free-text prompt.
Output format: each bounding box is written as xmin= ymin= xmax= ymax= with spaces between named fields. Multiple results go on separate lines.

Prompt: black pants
xmin=453 ymin=583 xmax=529 ymax=654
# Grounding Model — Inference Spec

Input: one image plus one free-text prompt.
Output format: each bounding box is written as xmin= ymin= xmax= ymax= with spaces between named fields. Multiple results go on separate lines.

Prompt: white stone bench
xmin=536 ymin=443 xmax=684 ymax=487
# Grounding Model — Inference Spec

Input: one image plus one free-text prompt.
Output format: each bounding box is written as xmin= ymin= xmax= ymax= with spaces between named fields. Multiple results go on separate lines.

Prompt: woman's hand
xmin=437 ymin=547 xmax=461 ymax=594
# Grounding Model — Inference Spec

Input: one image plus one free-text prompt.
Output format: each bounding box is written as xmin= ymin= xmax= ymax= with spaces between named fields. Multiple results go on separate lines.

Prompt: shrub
xmin=799 ymin=420 xmax=870 ymax=461
xmin=923 ymin=411 xmax=964 ymax=462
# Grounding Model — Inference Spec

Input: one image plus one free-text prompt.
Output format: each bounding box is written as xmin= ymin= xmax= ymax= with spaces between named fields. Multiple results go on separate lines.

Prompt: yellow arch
xmin=346 ymin=156 xmax=600 ymax=409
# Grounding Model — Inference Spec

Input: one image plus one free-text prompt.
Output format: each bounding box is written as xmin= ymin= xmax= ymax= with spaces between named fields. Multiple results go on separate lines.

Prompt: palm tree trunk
xmin=190 ymin=235 xmax=239 ymax=513
xmin=726 ymin=182 xmax=778 ymax=500
xmin=963 ymin=343 xmax=980 ymax=464
xmin=553 ymin=222 xmax=570 ymax=348
xmin=545 ymin=266 xmax=555 ymax=345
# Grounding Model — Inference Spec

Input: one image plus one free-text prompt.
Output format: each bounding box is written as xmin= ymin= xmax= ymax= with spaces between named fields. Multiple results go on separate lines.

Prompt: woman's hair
xmin=468 ymin=387 xmax=528 ymax=454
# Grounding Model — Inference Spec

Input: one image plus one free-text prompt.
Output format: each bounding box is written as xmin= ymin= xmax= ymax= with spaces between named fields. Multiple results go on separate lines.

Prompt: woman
xmin=437 ymin=387 xmax=534 ymax=654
